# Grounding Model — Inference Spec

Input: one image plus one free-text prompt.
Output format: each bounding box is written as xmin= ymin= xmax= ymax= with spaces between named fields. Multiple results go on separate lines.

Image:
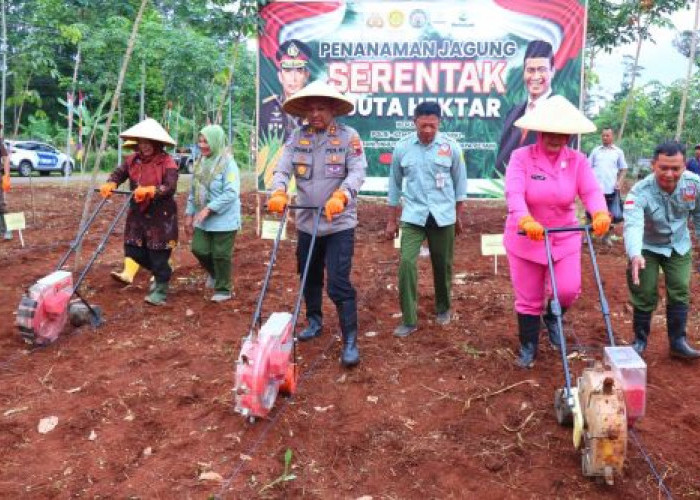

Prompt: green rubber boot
xmin=145 ymin=282 xmax=168 ymax=306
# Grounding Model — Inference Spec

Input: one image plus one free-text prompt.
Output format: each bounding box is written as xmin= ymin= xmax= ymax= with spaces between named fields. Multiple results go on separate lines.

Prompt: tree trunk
xmin=1 ymin=0 xmax=7 ymax=130
xmin=75 ymin=0 xmax=149 ymax=264
xmin=618 ymin=20 xmax=645 ymax=142
xmin=13 ymin=75 xmax=31 ymax=137
xmin=676 ymin=0 xmax=700 ymax=140
xmin=216 ymin=41 xmax=240 ymax=125
xmin=139 ymin=58 xmax=146 ymax=120
xmin=583 ymin=47 xmax=599 ymax=114
xmin=66 ymin=45 xmax=81 ymax=172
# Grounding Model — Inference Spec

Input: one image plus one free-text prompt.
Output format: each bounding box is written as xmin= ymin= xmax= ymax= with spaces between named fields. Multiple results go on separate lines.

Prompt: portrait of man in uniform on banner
xmin=260 ymin=39 xmax=313 ymax=141
xmin=258 ymin=39 xmax=314 ymax=190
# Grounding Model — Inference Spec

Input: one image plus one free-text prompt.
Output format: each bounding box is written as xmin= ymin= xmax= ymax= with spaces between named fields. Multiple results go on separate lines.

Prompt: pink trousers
xmin=507 ymin=251 xmax=581 ymax=315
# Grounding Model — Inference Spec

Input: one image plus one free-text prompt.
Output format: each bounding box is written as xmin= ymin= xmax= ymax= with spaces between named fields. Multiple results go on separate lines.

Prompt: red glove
xmin=2 ymin=175 xmax=10 ymax=193
xmin=267 ymin=189 xmax=287 ymax=214
xmin=518 ymin=215 xmax=544 ymax=241
xmin=134 ymin=185 xmax=156 ymax=203
xmin=591 ymin=211 xmax=612 ymax=237
xmin=99 ymin=181 xmax=117 ymax=198
xmin=324 ymin=189 xmax=348 ymax=222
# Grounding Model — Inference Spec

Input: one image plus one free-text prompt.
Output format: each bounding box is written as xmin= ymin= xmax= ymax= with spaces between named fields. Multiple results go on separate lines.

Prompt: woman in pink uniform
xmin=504 ymin=96 xmax=611 ymax=368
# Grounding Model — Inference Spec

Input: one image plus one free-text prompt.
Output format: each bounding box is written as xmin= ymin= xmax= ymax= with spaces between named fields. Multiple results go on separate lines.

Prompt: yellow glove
xmin=267 ymin=189 xmax=287 ymax=214
xmin=134 ymin=185 xmax=156 ymax=203
xmin=2 ymin=175 xmax=10 ymax=193
xmin=99 ymin=181 xmax=117 ymax=198
xmin=518 ymin=215 xmax=544 ymax=241
xmin=591 ymin=211 xmax=612 ymax=237
xmin=324 ymin=189 xmax=348 ymax=222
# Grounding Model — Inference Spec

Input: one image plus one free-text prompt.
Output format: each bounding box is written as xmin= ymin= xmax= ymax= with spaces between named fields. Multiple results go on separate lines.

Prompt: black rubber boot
xmin=543 ymin=301 xmax=567 ymax=349
xmin=337 ymin=300 xmax=359 ymax=367
xmin=667 ymin=304 xmax=700 ymax=360
xmin=297 ymin=313 xmax=322 ymax=342
xmin=632 ymin=308 xmax=652 ymax=356
xmin=516 ymin=313 xmax=540 ymax=369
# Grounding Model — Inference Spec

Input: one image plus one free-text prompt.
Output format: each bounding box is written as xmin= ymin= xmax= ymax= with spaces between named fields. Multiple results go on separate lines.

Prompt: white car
xmin=7 ymin=140 xmax=74 ymax=177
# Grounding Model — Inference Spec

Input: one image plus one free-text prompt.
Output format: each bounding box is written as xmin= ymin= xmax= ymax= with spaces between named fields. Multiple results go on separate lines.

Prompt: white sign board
xmin=481 ymin=234 xmax=506 ymax=256
xmin=3 ymin=212 xmax=26 ymax=231
xmin=261 ymin=220 xmax=287 ymax=241
xmin=481 ymin=233 xmax=506 ymax=275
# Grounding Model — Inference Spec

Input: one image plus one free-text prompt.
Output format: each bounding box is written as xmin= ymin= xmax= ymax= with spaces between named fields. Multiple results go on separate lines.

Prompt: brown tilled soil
xmin=0 ymin=184 xmax=698 ymax=499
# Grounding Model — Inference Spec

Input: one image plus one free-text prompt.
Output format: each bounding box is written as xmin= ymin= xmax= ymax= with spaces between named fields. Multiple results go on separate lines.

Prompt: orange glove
xmin=267 ymin=189 xmax=287 ymax=214
xmin=99 ymin=181 xmax=117 ymax=198
xmin=134 ymin=185 xmax=156 ymax=203
xmin=2 ymin=175 xmax=10 ymax=193
xmin=591 ymin=211 xmax=612 ymax=237
xmin=324 ymin=189 xmax=348 ymax=222
xmin=518 ymin=215 xmax=544 ymax=241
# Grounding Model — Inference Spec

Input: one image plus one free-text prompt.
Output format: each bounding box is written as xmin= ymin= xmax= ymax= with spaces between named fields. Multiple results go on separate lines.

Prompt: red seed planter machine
xmin=233 ymin=206 xmax=323 ymax=422
xmin=16 ymin=190 xmax=133 ymax=345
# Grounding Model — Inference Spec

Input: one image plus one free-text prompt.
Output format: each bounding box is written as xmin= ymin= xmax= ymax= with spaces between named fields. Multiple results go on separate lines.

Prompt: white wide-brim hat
xmin=514 ymin=95 xmax=596 ymax=135
xmin=282 ymin=80 xmax=355 ymax=118
xmin=119 ymin=118 xmax=176 ymax=146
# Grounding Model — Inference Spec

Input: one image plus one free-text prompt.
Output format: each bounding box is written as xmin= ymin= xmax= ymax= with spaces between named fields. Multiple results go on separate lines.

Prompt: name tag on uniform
xmin=531 ymin=174 xmax=546 ymax=181
xmin=436 ymin=172 xmax=446 ymax=189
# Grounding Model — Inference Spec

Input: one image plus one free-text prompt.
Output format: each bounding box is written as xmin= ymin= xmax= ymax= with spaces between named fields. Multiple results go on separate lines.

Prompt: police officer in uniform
xmin=267 ymin=81 xmax=367 ymax=367
xmin=624 ymin=141 xmax=700 ymax=359
xmin=260 ymin=39 xmax=312 ymax=141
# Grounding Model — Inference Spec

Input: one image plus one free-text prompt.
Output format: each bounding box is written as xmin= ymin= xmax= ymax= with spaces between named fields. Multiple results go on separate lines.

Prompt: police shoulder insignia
xmin=438 ymin=143 xmax=451 ymax=156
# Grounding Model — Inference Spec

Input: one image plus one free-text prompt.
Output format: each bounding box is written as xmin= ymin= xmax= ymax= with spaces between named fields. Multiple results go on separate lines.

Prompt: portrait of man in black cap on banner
xmin=260 ymin=39 xmax=313 ymax=141
xmin=495 ymin=40 xmax=556 ymax=175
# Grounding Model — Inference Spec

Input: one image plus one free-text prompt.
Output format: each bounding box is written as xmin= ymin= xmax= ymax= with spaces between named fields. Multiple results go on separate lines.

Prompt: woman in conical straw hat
xmin=184 ymin=124 xmax=241 ymax=303
xmin=503 ymin=96 xmax=611 ymax=368
xmin=99 ymin=118 xmax=179 ymax=306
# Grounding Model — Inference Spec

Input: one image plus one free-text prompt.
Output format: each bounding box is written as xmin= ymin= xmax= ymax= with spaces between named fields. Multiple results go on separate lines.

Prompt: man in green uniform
xmin=385 ymin=101 xmax=467 ymax=337
xmin=624 ymin=141 xmax=700 ymax=359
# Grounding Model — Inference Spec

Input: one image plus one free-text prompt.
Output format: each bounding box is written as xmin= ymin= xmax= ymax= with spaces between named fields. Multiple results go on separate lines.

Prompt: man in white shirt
xmin=589 ymin=127 xmax=628 ymax=246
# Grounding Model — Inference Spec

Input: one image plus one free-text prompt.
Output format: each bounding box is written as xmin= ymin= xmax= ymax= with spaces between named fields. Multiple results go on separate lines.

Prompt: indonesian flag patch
xmin=682 ymin=185 xmax=697 ymax=201
xmin=624 ymin=196 xmax=635 ymax=210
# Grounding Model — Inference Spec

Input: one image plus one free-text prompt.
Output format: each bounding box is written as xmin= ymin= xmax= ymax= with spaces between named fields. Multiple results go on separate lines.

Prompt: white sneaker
xmin=205 ymin=275 xmax=215 ymax=289
xmin=210 ymin=292 xmax=232 ymax=303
